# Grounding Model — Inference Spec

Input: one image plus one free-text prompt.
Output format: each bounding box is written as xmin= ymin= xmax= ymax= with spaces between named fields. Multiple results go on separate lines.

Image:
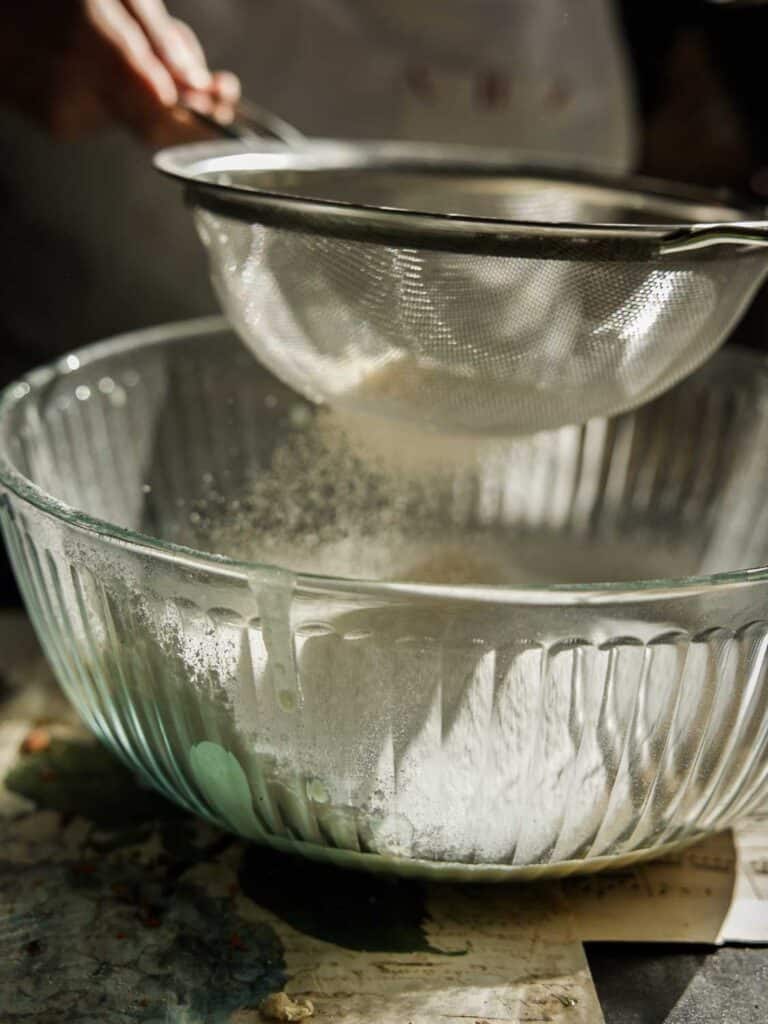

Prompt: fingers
xmin=125 ymin=0 xmax=212 ymax=90
xmin=211 ymin=70 xmax=241 ymax=105
xmin=171 ymin=18 xmax=207 ymax=73
xmin=174 ymin=21 xmax=241 ymax=107
xmin=83 ymin=0 xmax=177 ymax=106
xmin=77 ymin=0 xmax=242 ymax=146
xmin=180 ymin=70 xmax=241 ymax=127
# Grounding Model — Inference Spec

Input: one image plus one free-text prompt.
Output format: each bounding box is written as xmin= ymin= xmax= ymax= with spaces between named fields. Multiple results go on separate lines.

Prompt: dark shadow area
xmin=0 ymin=546 xmax=21 ymax=608
xmin=239 ymin=841 xmax=444 ymax=956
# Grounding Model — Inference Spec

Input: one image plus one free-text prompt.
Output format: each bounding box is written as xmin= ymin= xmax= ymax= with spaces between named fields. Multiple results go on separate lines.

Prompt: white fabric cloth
xmin=201 ymin=0 xmax=636 ymax=166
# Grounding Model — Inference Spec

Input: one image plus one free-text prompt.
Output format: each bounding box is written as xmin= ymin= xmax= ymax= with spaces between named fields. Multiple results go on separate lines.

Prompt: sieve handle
xmin=660 ymin=222 xmax=768 ymax=255
xmin=179 ymin=99 xmax=306 ymax=147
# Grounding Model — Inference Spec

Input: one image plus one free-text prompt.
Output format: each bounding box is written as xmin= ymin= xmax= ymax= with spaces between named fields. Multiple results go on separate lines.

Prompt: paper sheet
xmin=218 ymin=865 xmax=607 ymax=1024
xmin=718 ymin=820 xmax=768 ymax=944
xmin=563 ymin=825 xmax=768 ymax=945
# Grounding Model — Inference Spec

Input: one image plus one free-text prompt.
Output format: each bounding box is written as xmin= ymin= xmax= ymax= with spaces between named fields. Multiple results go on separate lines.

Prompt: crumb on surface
xmin=259 ymin=992 xmax=315 ymax=1021
xmin=556 ymin=993 xmax=578 ymax=1007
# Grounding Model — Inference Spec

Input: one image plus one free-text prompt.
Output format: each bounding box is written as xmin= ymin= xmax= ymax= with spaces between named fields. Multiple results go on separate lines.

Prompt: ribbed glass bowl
xmin=1 ymin=317 xmax=768 ymax=880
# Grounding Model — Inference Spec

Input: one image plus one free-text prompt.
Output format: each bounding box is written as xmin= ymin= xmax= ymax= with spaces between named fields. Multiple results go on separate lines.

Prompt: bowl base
xmin=242 ymin=830 xmax=703 ymax=883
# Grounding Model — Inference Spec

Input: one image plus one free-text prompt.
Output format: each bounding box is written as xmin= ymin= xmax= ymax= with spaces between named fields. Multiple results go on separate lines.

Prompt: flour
xmin=131 ymin=405 xmax=695 ymax=870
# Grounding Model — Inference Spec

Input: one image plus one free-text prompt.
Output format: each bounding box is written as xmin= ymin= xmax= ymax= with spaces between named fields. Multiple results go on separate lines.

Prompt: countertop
xmin=0 ymin=612 xmax=766 ymax=1024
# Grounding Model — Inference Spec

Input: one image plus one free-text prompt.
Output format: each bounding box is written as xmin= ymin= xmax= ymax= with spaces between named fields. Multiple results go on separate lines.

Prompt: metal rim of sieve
xmin=155 ymin=139 xmax=768 ymax=260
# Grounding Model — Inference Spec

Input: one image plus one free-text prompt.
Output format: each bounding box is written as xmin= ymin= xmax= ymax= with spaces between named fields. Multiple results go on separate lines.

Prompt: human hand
xmin=2 ymin=0 xmax=240 ymax=145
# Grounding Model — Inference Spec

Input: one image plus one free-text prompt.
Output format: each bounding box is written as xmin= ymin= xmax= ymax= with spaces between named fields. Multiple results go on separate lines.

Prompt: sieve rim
xmin=154 ymin=139 xmax=766 ymax=259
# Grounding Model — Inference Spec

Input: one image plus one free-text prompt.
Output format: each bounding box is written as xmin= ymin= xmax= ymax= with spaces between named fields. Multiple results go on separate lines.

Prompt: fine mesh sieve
xmin=156 ymin=140 xmax=768 ymax=435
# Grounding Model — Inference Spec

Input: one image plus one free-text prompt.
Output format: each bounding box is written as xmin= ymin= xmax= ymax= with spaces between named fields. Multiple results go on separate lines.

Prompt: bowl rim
xmin=2 ymin=315 xmax=768 ymax=607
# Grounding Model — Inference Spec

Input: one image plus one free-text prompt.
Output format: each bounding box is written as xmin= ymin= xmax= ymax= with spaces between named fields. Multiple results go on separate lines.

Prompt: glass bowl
xmin=1 ymin=317 xmax=767 ymax=881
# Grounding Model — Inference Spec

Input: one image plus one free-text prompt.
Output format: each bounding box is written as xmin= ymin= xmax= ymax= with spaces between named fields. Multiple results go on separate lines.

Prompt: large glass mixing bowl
xmin=1 ymin=317 xmax=767 ymax=880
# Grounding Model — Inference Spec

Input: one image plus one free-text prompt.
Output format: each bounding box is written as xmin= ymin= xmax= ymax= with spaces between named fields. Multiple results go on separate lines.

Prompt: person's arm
xmin=1 ymin=0 xmax=240 ymax=145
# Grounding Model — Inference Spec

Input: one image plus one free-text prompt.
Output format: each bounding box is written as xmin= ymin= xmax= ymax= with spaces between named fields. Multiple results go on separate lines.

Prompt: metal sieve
xmin=156 ymin=139 xmax=768 ymax=435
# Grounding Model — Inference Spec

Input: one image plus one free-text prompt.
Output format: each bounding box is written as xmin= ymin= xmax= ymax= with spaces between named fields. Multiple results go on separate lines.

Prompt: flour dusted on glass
xmin=170 ymin=413 xmax=553 ymax=864
xmin=155 ymin=405 xmax=689 ymax=866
